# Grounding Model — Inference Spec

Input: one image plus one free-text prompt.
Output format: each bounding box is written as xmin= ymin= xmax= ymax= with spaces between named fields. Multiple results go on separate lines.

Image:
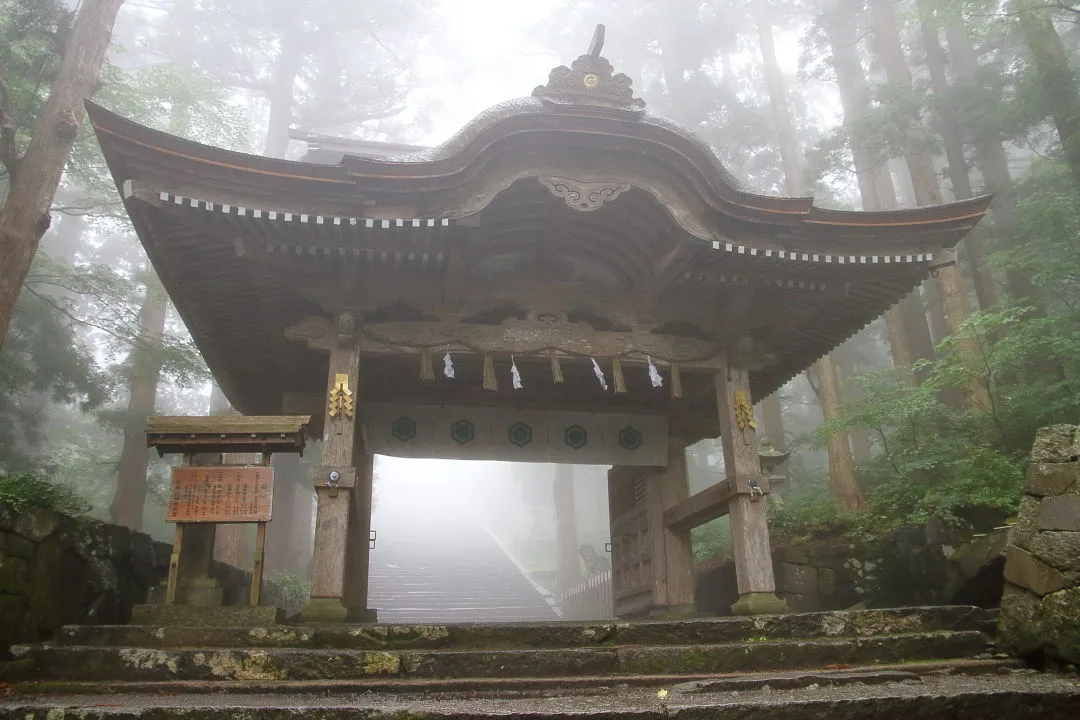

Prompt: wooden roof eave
xmin=88 ymin=101 xmax=992 ymax=255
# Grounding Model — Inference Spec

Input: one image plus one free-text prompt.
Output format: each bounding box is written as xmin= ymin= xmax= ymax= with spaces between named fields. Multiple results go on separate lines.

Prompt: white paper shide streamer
xmin=511 ymin=356 xmax=523 ymax=390
xmin=647 ymin=356 xmax=663 ymax=389
xmin=591 ymin=357 xmax=609 ymax=391
xmin=443 ymin=351 xmax=455 ymax=379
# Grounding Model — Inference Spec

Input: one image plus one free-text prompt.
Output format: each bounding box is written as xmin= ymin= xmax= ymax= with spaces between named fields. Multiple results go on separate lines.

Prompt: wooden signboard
xmin=166 ymin=466 xmax=274 ymax=523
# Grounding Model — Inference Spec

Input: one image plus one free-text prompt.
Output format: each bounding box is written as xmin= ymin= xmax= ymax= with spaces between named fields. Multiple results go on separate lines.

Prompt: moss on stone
xmin=0 ymin=553 xmax=30 ymax=594
xmin=998 ymin=583 xmax=1043 ymax=657
xmin=1039 ymin=587 xmax=1080 ymax=665
xmin=362 ymin=651 xmax=400 ymax=676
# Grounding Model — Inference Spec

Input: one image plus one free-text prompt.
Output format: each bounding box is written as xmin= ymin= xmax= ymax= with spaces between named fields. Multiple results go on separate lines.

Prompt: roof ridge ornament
xmin=533 ymin=24 xmax=646 ymax=117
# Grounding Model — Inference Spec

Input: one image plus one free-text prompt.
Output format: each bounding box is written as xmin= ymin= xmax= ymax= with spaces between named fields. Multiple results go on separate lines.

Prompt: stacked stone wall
xmin=0 ymin=502 xmax=170 ymax=656
xmin=1 ymin=502 xmax=300 ymax=656
xmin=696 ymin=521 xmax=1009 ymax=615
xmin=999 ymin=424 xmax=1080 ymax=666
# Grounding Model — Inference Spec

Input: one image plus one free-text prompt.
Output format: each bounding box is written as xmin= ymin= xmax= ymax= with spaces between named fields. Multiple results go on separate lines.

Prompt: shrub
xmin=0 ymin=469 xmax=92 ymax=516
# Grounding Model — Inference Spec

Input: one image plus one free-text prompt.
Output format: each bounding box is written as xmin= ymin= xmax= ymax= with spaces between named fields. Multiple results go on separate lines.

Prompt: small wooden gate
xmin=608 ymin=467 xmax=654 ymax=617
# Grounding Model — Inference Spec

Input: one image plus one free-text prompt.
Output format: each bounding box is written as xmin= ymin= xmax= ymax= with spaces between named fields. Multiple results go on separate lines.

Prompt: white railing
xmin=559 ymin=570 xmax=615 ymax=621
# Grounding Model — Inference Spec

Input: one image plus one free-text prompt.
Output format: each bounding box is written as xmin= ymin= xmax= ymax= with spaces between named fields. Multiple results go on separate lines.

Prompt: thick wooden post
xmin=302 ymin=313 xmax=359 ymax=623
xmin=648 ymin=438 xmax=695 ymax=613
xmin=715 ymin=358 xmax=787 ymax=615
xmin=343 ymin=444 xmax=376 ymax=621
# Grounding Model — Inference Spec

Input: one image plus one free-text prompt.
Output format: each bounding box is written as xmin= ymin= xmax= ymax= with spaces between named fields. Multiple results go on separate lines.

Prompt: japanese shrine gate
xmin=90 ymin=29 xmax=990 ymax=622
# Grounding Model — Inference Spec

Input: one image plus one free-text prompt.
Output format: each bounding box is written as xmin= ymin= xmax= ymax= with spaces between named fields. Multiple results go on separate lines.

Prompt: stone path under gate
xmin=367 ymin=476 xmax=556 ymax=624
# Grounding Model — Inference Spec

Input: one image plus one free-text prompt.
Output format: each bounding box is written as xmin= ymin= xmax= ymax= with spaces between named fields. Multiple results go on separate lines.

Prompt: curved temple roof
xmin=86 ymin=37 xmax=991 ymax=421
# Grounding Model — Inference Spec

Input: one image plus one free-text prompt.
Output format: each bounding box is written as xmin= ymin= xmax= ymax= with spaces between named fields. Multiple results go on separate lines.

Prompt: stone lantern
xmin=758 ymin=439 xmax=791 ymax=498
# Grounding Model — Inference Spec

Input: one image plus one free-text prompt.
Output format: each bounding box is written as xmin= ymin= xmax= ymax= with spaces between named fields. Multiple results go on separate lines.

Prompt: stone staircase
xmin=2 ymin=606 xmax=1078 ymax=718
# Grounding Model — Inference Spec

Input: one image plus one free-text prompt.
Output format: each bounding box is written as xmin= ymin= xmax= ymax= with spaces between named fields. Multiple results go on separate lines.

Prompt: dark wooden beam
xmin=663 ymin=478 xmax=735 ymax=532
xmin=443 ymin=229 xmax=471 ymax=312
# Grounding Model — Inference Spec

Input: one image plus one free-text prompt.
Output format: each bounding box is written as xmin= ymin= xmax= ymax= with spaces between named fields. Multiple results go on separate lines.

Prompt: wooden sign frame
xmin=165 ymin=455 xmax=274 ymax=607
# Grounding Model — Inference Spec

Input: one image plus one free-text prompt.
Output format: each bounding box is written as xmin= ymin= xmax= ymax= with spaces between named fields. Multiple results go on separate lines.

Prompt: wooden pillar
xmin=302 ymin=313 xmax=359 ymax=623
xmin=554 ymin=464 xmax=583 ymax=596
xmin=715 ymin=358 xmax=788 ymax=615
xmin=343 ymin=445 xmax=376 ymax=621
xmin=653 ymin=439 xmax=696 ymax=612
xmin=265 ymin=454 xmax=301 ymax=574
xmin=214 ymin=453 xmax=261 ymax=571
xmin=174 ymin=452 xmax=225 ymax=606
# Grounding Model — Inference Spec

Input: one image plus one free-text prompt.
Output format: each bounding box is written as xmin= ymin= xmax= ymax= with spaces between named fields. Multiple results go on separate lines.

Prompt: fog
xmin=4 ymin=0 xmax=1072 ymax=622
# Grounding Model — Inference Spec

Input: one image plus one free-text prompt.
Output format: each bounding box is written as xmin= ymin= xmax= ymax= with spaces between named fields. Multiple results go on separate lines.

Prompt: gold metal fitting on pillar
xmin=734 ymin=390 xmax=756 ymax=430
xmin=327 ymin=373 xmax=354 ymax=419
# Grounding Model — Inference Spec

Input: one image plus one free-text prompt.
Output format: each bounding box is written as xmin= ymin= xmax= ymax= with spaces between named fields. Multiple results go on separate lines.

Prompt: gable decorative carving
xmin=539 ymin=176 xmax=632 ymax=212
xmin=533 ymin=24 xmax=646 ymax=116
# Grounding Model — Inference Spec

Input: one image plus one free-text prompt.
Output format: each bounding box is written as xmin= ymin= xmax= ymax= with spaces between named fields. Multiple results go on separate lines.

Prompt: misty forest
xmin=3 ymin=0 xmax=1080 ymax=610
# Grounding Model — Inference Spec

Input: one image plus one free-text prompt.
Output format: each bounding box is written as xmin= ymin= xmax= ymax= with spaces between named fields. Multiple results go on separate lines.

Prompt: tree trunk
xmin=109 ymin=273 xmax=167 ymax=529
xmin=759 ymin=2 xmax=861 ymax=508
xmin=822 ymin=0 xmax=929 ymax=377
xmin=868 ymin=0 xmax=973 ymax=338
xmin=263 ymin=30 xmax=307 ymax=159
xmin=553 ymin=464 xmax=582 ymax=596
xmin=753 ymin=4 xmax=793 ymax=463
xmin=943 ymin=11 xmax=1043 ymax=307
xmin=0 ymin=0 xmax=126 ymax=349
xmin=756 ymin=4 xmax=802 ymax=198
xmin=816 ymin=354 xmax=865 ymax=511
xmin=759 ymin=395 xmax=786 ymax=449
xmin=916 ymin=0 xmax=998 ymax=310
xmin=1012 ymin=0 xmax=1080 ymax=188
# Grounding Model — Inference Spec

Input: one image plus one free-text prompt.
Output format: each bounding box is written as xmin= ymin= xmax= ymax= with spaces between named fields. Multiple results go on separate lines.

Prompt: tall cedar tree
xmin=1011 ymin=0 xmax=1080 ymax=188
xmin=0 ymin=0 xmax=126 ymax=349
xmin=821 ymin=0 xmax=933 ymax=381
xmin=867 ymin=0 xmax=973 ymax=338
xmin=915 ymin=0 xmax=998 ymax=310
xmin=110 ymin=274 xmax=166 ymax=529
xmin=756 ymin=1 xmax=864 ymax=511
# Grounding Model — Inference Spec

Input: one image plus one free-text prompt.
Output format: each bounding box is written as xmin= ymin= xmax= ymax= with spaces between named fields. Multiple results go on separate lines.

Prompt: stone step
xmin=1 ymin=671 xmax=1077 ymax=719
xmin=3 ymin=659 xmax=1021 ymax=698
xmin=50 ymin=606 xmax=994 ymax=651
xmin=11 ymin=631 xmax=989 ymax=682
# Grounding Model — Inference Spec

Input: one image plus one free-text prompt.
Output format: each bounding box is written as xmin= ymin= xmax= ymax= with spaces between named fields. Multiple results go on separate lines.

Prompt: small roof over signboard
xmin=146 ymin=415 xmax=311 ymax=456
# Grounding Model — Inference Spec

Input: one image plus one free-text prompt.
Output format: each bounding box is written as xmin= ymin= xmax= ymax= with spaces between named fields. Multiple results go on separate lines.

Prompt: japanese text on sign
xmin=166 ymin=466 xmax=274 ymax=523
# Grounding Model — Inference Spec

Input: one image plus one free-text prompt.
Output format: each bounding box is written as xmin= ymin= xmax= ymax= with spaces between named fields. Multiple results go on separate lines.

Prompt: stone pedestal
xmin=301 ymin=596 xmax=349 ymax=623
xmin=175 ymin=524 xmax=223 ymax=607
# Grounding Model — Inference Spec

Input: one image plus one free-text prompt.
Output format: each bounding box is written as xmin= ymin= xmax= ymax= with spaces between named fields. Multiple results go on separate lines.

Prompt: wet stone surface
xmin=0 ymin=673 xmax=1077 ymax=719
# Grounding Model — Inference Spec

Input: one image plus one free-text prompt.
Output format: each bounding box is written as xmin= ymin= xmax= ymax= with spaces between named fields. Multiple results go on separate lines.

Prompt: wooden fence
xmin=559 ymin=570 xmax=615 ymax=621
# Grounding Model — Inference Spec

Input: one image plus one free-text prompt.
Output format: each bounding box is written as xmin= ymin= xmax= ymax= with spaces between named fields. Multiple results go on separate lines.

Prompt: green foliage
xmin=266 ymin=570 xmax=311 ymax=613
xmin=0 ymin=470 xmax=91 ymax=516
xmin=0 ymin=0 xmax=73 ymax=171
xmin=0 ymin=283 xmax=111 ymax=471
xmin=769 ymin=475 xmax=847 ymax=542
xmin=691 ymin=516 xmax=732 ymax=563
xmin=799 ymin=306 xmax=1080 ymax=538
